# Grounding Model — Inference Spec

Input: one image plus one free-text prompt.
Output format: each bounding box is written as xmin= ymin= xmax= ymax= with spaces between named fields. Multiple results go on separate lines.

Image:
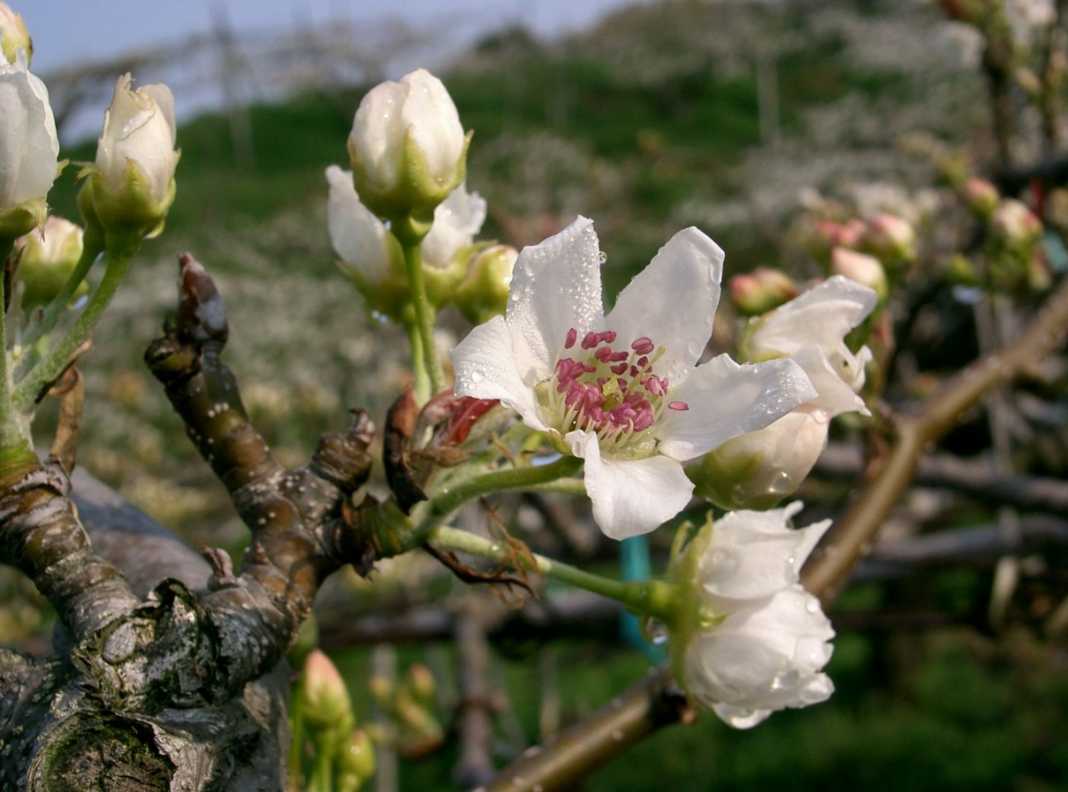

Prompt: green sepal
xmin=0 ymin=198 xmax=46 ymax=242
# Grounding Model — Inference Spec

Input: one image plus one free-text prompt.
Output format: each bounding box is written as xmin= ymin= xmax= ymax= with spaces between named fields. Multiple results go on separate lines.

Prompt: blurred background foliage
xmin=2 ymin=0 xmax=1066 ymax=789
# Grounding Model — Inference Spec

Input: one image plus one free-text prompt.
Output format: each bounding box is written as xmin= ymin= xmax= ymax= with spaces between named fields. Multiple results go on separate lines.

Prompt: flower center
xmin=539 ymin=327 xmax=688 ymax=456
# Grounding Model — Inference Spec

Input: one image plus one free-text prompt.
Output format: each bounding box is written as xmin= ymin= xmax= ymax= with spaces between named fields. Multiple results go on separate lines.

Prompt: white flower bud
xmin=963 ymin=177 xmax=998 ymax=216
xmin=688 ymin=411 xmax=829 ymax=510
xmin=347 ymin=68 xmax=469 ymax=224
xmin=0 ymin=64 xmax=58 ymax=238
xmin=830 ymin=247 xmax=887 ymax=298
xmin=0 ymin=3 xmax=31 ymax=67
xmin=13 ymin=215 xmax=85 ymax=310
xmin=89 ymin=74 xmax=179 ymax=237
xmin=727 ymin=267 xmax=797 ymax=316
xmin=669 ymin=503 xmax=835 ymax=729
xmin=862 ymin=212 xmax=915 ymax=265
xmin=325 ymin=164 xmax=405 ymax=316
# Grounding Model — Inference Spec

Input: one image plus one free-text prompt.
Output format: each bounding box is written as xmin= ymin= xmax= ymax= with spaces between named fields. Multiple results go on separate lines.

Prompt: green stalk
xmin=432 ymin=525 xmax=678 ymax=621
xmin=401 ymin=242 xmax=443 ymax=399
xmin=404 ymin=318 xmax=431 ymax=404
xmin=13 ymin=239 xmax=136 ymax=411
xmin=287 ymin=695 xmax=306 ymax=790
xmin=414 ymin=455 xmax=583 ymax=541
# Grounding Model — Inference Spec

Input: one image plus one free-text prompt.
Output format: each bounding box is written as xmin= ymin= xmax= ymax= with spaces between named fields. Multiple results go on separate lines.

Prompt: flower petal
xmin=506 ymin=216 xmax=604 ymax=385
xmin=656 ymin=354 xmax=816 ymax=461
xmin=698 ymin=503 xmax=831 ymax=600
xmin=452 ymin=315 xmax=547 ymax=431
xmin=605 ymin=227 xmax=724 ymax=383
xmin=790 ymin=345 xmax=870 ymax=418
xmin=325 ymin=165 xmax=392 ymax=283
xmin=567 ymin=430 xmax=693 ymax=540
xmin=421 ymin=182 xmax=486 ymax=267
xmin=748 ymin=275 xmax=877 ymax=360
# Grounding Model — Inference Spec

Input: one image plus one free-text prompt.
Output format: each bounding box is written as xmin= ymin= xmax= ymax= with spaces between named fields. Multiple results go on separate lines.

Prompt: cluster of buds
xmin=327 ymin=69 xmax=512 ymax=322
xmin=367 ymin=662 xmax=444 ymax=758
xmin=292 ymin=650 xmax=376 ymax=792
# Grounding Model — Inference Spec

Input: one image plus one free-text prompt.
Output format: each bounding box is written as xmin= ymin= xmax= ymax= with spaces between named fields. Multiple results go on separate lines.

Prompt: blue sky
xmin=21 ymin=0 xmax=637 ymax=72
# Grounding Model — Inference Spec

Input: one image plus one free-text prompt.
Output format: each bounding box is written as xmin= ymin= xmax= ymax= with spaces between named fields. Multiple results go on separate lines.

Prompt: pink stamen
xmin=602 ymin=330 xmax=617 ymax=344
xmin=630 ymin=365 xmax=640 ymax=377
xmin=609 ymin=361 xmax=627 ymax=375
xmin=565 ymin=328 xmax=578 ymax=349
xmin=631 ymin=337 xmax=654 ymax=355
xmin=581 ymin=331 xmax=600 ymax=349
xmin=644 ymin=377 xmax=665 ymax=396
xmin=608 ymin=350 xmax=628 ymax=362
xmin=668 ymin=400 xmax=689 ymax=411
xmin=637 ymin=356 xmax=649 ymax=368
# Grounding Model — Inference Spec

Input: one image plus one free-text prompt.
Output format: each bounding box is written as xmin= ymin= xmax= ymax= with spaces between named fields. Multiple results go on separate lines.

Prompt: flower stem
xmin=401 ymin=241 xmax=443 ymax=400
xmin=415 ymin=455 xmax=583 ymax=540
xmin=404 ymin=317 xmax=431 ymax=404
xmin=13 ymin=238 xmax=136 ymax=412
xmin=431 ymin=524 xmax=677 ymax=621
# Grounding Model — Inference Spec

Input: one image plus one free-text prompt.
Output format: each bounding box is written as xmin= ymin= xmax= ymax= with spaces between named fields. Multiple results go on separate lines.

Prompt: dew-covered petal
xmin=566 ymin=430 xmax=693 ymax=540
xmin=421 ymin=182 xmax=486 ymax=267
xmin=506 ymin=216 xmax=604 ymax=385
xmin=656 ymin=355 xmax=816 ymax=461
xmin=605 ymin=227 xmax=724 ymax=384
xmin=452 ymin=315 xmax=548 ymax=431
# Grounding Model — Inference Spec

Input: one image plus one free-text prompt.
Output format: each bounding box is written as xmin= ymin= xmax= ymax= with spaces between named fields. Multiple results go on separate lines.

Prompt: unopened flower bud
xmin=421 ymin=182 xmax=486 ymax=303
xmin=88 ymin=74 xmax=178 ymax=239
xmin=453 ymin=243 xmax=516 ymax=323
xmin=347 ymin=69 xmax=470 ymax=228
xmin=687 ymin=412 xmax=829 ymax=510
xmin=945 ymin=253 xmax=979 ymax=285
xmin=862 ymin=213 xmax=915 ymax=265
xmin=830 ymin=247 xmax=887 ymax=299
xmin=14 ymin=216 xmax=85 ymax=310
xmin=963 ymin=177 xmax=999 ymax=216
xmin=991 ymin=199 xmax=1041 ymax=245
xmin=337 ymin=729 xmax=376 ymax=792
xmin=405 ymin=663 xmax=436 ymax=704
xmin=728 ymin=267 xmax=797 ymax=316
xmin=0 ymin=63 xmax=58 ymax=240
xmin=0 ymin=3 xmax=31 ymax=66
xmin=299 ymin=649 xmax=353 ymax=731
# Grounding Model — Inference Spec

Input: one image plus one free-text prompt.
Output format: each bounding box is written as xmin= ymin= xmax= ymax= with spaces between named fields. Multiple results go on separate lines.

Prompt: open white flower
xmin=452 ymin=217 xmax=816 ymax=539
xmin=693 ymin=276 xmax=877 ymax=510
xmin=0 ymin=64 xmax=59 ymax=221
xmin=421 ymin=182 xmax=486 ymax=268
xmin=671 ymin=502 xmax=835 ymax=729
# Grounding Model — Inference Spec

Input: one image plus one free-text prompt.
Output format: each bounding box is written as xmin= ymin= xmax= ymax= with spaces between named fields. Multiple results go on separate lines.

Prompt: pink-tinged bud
xmin=862 ymin=213 xmax=916 ymax=264
xmin=0 ymin=3 xmax=31 ymax=66
xmin=963 ymin=178 xmax=999 ymax=216
xmin=815 ymin=218 xmax=865 ymax=249
xmin=830 ymin=247 xmax=887 ymax=299
xmin=728 ymin=267 xmax=798 ymax=316
xmin=992 ymin=199 xmax=1042 ymax=245
xmin=300 ymin=649 xmax=353 ymax=729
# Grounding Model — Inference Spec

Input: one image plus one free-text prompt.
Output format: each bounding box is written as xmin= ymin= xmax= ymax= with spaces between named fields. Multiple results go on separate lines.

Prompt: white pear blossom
xmin=697 ymin=277 xmax=877 ymax=509
xmin=95 ymin=74 xmax=178 ymax=208
xmin=326 ymin=165 xmax=396 ymax=286
xmin=0 ymin=63 xmax=59 ymax=215
xmin=745 ymin=276 xmax=877 ymax=420
xmin=421 ymin=182 xmax=486 ymax=268
xmin=452 ymin=217 xmax=817 ymax=540
xmin=672 ymin=503 xmax=834 ymax=729
xmin=347 ymin=68 xmax=466 ymax=213
xmin=0 ymin=3 xmax=31 ymax=67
